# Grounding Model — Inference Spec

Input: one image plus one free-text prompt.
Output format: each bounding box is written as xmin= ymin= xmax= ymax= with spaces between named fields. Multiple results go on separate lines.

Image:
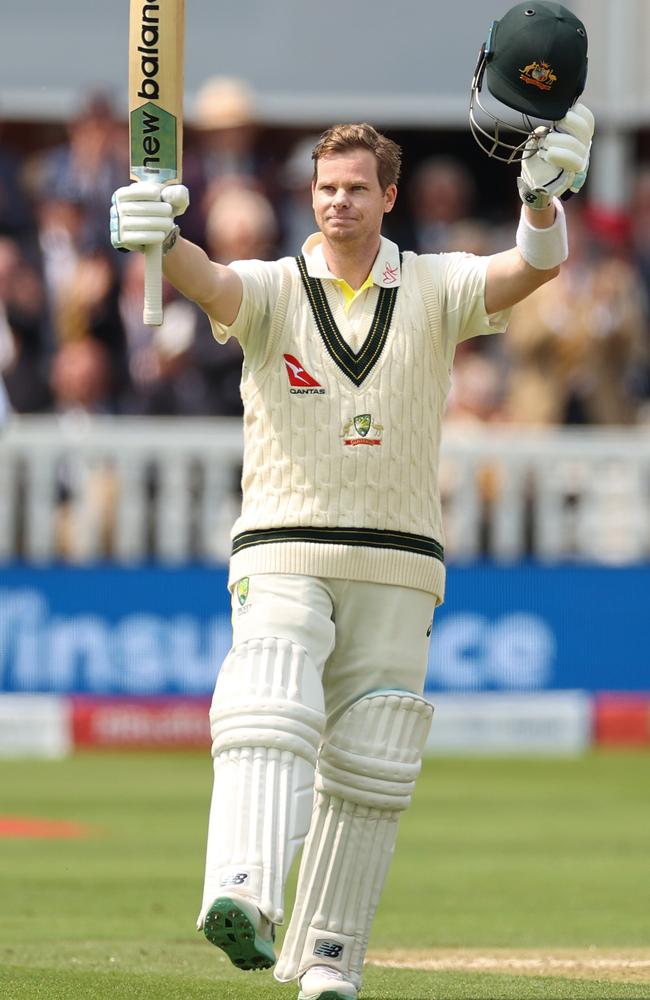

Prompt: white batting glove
xmin=518 ymin=103 xmax=595 ymax=211
xmin=110 ymin=181 xmax=189 ymax=253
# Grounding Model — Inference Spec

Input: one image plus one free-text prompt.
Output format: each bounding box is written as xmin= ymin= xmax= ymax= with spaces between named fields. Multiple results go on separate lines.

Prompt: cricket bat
xmin=128 ymin=0 xmax=185 ymax=326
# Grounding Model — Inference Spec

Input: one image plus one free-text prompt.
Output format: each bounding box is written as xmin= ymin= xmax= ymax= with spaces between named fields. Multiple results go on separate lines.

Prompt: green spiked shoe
xmin=203 ymin=895 xmax=276 ymax=971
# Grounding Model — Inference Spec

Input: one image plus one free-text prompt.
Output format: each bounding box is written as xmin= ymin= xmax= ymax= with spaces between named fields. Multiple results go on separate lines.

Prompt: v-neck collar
xmin=296 ymin=254 xmax=400 ymax=388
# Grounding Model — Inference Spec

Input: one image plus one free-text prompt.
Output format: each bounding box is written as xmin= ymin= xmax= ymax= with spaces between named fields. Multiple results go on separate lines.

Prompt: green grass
xmin=1 ymin=750 xmax=649 ymax=999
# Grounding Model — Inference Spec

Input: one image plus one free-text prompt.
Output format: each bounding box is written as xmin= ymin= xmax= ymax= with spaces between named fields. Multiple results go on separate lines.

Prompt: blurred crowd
xmin=2 ymin=76 xmax=650 ymax=431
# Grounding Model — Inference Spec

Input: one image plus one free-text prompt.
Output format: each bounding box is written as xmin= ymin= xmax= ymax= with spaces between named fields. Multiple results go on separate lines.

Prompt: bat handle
xmin=143 ymin=242 xmax=164 ymax=326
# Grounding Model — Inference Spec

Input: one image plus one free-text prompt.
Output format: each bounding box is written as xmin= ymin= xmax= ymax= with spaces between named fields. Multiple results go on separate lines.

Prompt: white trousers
xmin=229 ymin=572 xmax=436 ymax=725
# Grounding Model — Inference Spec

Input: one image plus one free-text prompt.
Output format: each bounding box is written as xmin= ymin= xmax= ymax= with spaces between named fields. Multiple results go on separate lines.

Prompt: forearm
xmin=485 ymin=247 xmax=558 ymax=314
xmin=485 ymin=201 xmax=566 ymax=314
xmin=163 ymin=237 xmax=242 ymax=324
xmin=163 ymin=237 xmax=222 ymax=305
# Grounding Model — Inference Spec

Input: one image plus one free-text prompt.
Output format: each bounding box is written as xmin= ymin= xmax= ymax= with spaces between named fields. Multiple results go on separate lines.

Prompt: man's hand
xmin=110 ymin=181 xmax=189 ymax=253
xmin=518 ymin=103 xmax=595 ymax=211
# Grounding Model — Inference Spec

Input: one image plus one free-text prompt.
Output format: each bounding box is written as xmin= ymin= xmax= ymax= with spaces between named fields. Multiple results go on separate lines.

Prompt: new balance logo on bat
xmin=283 ymin=354 xmax=326 ymax=394
xmin=138 ymin=108 xmax=163 ymax=168
xmin=136 ymin=2 xmax=162 ymax=100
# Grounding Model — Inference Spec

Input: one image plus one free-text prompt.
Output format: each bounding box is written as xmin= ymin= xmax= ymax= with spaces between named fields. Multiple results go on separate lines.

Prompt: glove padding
xmin=110 ymin=181 xmax=189 ymax=253
xmin=518 ymin=103 xmax=595 ymax=210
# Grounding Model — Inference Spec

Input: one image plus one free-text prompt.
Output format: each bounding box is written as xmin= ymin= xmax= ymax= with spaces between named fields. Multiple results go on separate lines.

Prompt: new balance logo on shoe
xmin=313 ymin=940 xmax=344 ymax=959
xmin=284 ymin=354 xmax=326 ymax=395
xmin=219 ymin=871 xmax=249 ymax=887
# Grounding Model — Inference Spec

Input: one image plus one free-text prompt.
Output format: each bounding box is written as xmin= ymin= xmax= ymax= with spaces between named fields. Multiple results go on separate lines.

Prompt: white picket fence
xmin=1 ymin=416 xmax=650 ymax=565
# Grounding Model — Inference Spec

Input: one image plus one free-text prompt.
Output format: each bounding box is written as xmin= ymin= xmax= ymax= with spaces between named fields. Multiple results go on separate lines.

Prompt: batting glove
xmin=518 ymin=103 xmax=595 ymax=211
xmin=110 ymin=181 xmax=189 ymax=253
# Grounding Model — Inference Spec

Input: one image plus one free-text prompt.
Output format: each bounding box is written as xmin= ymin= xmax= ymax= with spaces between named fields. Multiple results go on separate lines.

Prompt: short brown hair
xmin=312 ymin=123 xmax=402 ymax=191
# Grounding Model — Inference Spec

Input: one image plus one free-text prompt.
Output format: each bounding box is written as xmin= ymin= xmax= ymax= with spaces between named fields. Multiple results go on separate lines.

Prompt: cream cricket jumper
xmin=211 ymin=234 xmax=509 ymax=603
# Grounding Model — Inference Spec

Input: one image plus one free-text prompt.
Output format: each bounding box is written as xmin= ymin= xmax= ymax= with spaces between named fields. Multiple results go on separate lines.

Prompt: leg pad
xmin=200 ymin=638 xmax=325 ymax=927
xmin=275 ymin=690 xmax=433 ymax=987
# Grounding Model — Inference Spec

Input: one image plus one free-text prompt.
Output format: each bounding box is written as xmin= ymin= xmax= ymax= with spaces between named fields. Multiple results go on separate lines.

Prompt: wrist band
xmin=516 ymin=198 xmax=568 ymax=270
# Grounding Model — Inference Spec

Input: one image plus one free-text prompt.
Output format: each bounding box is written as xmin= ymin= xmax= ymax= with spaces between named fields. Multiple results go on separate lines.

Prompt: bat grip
xmin=143 ymin=243 xmax=164 ymax=326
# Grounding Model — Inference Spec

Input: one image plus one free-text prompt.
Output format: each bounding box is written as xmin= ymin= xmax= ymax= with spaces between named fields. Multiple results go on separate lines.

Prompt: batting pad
xmin=199 ymin=637 xmax=325 ymax=926
xmin=275 ymin=691 xmax=433 ymax=987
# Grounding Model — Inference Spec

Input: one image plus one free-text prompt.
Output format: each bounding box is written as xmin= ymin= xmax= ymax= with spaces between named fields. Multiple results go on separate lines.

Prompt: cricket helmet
xmin=469 ymin=2 xmax=588 ymax=162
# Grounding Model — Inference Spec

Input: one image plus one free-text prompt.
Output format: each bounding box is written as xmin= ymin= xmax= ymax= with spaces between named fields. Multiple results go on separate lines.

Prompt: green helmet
xmin=470 ymin=2 xmax=588 ymax=162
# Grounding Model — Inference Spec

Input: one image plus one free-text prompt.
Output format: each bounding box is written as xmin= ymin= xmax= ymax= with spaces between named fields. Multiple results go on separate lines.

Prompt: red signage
xmin=594 ymin=695 xmax=650 ymax=746
xmin=72 ymin=697 xmax=211 ymax=749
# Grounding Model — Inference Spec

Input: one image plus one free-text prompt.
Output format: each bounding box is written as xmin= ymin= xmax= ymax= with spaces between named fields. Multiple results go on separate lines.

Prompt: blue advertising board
xmin=430 ymin=563 xmax=649 ymax=693
xmin=0 ymin=563 xmax=648 ymax=695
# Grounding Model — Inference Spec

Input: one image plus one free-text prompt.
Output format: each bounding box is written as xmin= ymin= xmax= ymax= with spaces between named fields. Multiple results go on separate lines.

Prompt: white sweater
xmin=212 ymin=234 xmax=509 ymax=602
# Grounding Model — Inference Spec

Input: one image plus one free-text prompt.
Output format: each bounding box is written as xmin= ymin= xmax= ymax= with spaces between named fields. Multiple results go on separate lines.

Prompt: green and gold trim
xmin=232 ymin=526 xmax=444 ymax=562
xmin=296 ymin=255 xmax=399 ymax=387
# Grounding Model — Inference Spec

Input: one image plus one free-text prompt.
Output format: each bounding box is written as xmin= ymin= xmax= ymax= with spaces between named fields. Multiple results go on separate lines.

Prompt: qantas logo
xmin=283 ymin=354 xmax=326 ymax=395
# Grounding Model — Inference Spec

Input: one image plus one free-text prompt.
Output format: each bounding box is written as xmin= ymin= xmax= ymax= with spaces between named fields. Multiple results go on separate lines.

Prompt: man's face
xmin=312 ymin=149 xmax=397 ymax=247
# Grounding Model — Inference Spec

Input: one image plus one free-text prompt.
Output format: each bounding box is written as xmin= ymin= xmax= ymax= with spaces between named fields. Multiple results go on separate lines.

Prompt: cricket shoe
xmin=202 ymin=894 xmax=276 ymax=971
xmin=298 ymin=964 xmax=358 ymax=1000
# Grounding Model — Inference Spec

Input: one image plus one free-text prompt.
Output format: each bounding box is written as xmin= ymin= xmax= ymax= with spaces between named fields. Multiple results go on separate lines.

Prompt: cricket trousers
xmin=228 ymin=572 xmax=436 ymax=727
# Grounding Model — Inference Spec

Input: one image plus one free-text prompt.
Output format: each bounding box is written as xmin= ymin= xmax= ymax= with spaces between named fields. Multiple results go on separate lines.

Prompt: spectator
xmin=48 ymin=335 xmax=119 ymax=560
xmin=49 ymin=335 xmax=113 ymax=415
xmin=446 ymin=349 xmax=506 ymax=426
xmin=55 ymin=248 xmax=129 ymax=409
xmin=276 ymin=134 xmax=322 ymax=256
xmin=405 ymin=155 xmax=477 ymax=253
xmin=504 ymin=202 xmax=648 ymax=425
xmin=205 ymin=184 xmax=279 ymax=265
xmin=629 ymin=165 xmax=650 ymax=402
xmin=34 ymin=189 xmax=86 ymax=323
xmin=441 ymin=347 xmax=508 ymax=554
xmin=631 ymin=166 xmax=650 ymax=293
xmin=193 ymin=77 xmax=259 ymax=184
xmin=0 ymin=119 xmax=35 ymax=241
xmin=0 ymin=236 xmax=51 ymax=412
xmin=32 ymin=92 xmax=125 ymax=251
xmin=443 ymin=218 xmax=494 ymax=257
xmin=190 ymin=76 xmax=276 ymax=234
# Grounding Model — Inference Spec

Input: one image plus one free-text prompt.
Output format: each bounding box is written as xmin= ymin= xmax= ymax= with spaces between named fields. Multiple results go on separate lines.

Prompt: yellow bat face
xmin=129 ymin=0 xmax=184 ymax=184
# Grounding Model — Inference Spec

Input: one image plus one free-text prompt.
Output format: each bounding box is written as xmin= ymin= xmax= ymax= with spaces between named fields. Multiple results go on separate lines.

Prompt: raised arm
xmin=485 ymin=103 xmax=595 ymax=316
xmin=163 ymin=234 xmax=243 ymax=326
xmin=110 ymin=181 xmax=243 ymax=326
xmin=485 ymin=202 xmax=560 ymax=315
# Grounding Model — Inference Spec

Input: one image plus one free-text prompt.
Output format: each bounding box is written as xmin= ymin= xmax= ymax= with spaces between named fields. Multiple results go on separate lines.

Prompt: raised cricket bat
xmin=128 ymin=0 xmax=185 ymax=326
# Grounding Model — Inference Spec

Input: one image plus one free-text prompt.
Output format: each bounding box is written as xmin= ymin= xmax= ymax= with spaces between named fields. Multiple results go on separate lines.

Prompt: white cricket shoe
xmin=298 ymin=964 xmax=358 ymax=1000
